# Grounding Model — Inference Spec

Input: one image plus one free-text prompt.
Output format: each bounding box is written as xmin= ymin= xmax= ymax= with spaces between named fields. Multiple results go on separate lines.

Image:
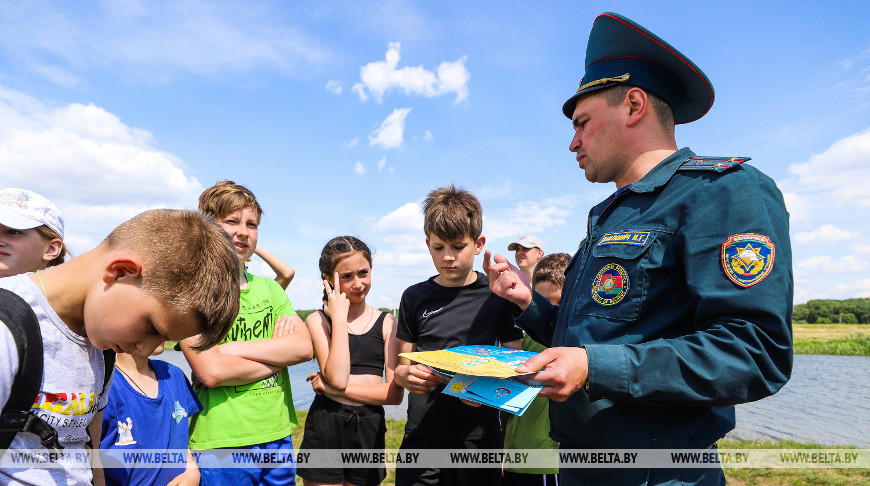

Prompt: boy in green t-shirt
xmin=181 ymin=181 xmax=313 ymax=485
xmin=503 ymin=253 xmax=571 ymax=486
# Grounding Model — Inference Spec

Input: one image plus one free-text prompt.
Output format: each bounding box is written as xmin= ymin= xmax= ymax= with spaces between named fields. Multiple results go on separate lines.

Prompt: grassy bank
xmin=290 ymin=412 xmax=870 ymax=485
xmin=719 ymin=439 xmax=870 ymax=486
xmin=793 ymin=324 xmax=870 ymax=356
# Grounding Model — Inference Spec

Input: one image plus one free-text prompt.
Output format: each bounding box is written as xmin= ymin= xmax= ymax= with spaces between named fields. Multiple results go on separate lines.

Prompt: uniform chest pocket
xmin=576 ymin=228 xmax=671 ymax=322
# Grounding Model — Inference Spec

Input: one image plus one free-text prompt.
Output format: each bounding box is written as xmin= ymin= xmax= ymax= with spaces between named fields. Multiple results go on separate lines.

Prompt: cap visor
xmin=0 ymin=210 xmax=42 ymax=231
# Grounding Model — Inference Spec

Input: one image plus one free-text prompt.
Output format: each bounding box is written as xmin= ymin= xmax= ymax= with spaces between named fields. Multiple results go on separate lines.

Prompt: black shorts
xmin=298 ymin=394 xmax=387 ymax=485
xmin=395 ymin=434 xmax=502 ymax=486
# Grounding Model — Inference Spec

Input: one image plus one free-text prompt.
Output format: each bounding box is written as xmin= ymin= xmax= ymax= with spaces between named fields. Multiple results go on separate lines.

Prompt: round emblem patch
xmin=591 ymin=263 xmax=629 ymax=306
xmin=721 ymin=233 xmax=775 ymax=287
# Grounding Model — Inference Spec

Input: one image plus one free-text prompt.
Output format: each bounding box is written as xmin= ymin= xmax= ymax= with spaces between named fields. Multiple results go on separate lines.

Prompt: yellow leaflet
xmin=400 ymin=349 xmax=530 ymax=378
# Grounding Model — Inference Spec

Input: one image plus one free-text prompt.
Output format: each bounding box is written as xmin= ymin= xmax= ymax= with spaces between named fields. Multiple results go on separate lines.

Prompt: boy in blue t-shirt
xmin=100 ymin=343 xmax=201 ymax=486
xmin=394 ymin=184 xmax=523 ymax=485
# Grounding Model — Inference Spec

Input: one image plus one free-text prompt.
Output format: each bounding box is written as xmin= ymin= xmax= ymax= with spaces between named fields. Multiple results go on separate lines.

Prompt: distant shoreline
xmin=793 ymin=324 xmax=870 ymax=356
xmin=164 ymin=324 xmax=870 ymax=357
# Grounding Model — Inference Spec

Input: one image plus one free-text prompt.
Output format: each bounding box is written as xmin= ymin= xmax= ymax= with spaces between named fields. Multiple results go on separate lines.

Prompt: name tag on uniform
xmin=597 ymin=231 xmax=650 ymax=246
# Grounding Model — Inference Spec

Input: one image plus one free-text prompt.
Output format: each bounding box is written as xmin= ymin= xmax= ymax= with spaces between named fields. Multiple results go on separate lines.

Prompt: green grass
xmin=793 ymin=335 xmax=870 ymax=356
xmin=718 ymin=439 xmax=870 ymax=486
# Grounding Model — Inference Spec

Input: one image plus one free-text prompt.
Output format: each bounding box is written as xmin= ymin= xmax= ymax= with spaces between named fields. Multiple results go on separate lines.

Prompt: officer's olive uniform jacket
xmin=517 ymin=147 xmax=793 ymax=480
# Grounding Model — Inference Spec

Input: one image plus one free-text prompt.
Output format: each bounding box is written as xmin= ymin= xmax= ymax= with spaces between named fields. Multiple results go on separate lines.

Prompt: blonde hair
xmin=423 ymin=184 xmax=483 ymax=241
xmin=33 ymin=225 xmax=67 ymax=267
xmin=102 ymin=209 xmax=240 ymax=350
xmin=198 ymin=180 xmax=263 ymax=222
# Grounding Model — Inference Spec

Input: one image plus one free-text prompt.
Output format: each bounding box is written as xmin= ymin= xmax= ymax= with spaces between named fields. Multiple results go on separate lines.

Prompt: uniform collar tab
xmin=629 ymin=147 xmax=695 ymax=193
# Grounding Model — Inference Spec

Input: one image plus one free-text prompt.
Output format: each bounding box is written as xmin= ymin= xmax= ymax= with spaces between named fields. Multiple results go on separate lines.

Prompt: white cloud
xmin=344 ymin=138 xmax=360 ymax=149
xmin=352 ymin=42 xmax=469 ymax=104
xmin=784 ymin=128 xmax=870 ymax=210
xmin=852 ymin=243 xmax=870 ymax=255
xmin=375 ymin=202 xmax=423 ymax=235
xmin=476 ymin=180 xmax=517 ymax=200
xmin=423 ymin=130 xmax=434 ymax=142
xmin=781 ymin=191 xmax=813 ymax=223
xmin=245 ymin=257 xmax=278 ymax=280
xmin=780 ymin=128 xmax=870 ymax=302
xmin=31 ymin=64 xmax=79 ymax=88
xmin=0 ymin=84 xmax=203 ymax=251
xmin=794 ymin=224 xmax=861 ymax=244
xmin=369 ymin=108 xmax=411 ymax=149
xmin=795 ymin=255 xmax=869 ymax=274
xmin=354 ymin=161 xmax=366 ymax=175
xmin=0 ymin=2 xmax=333 ymax=85
xmin=483 ymin=196 xmax=578 ymax=239
xmin=366 ymin=201 xmax=432 ymax=307
xmin=377 ymin=156 xmax=386 ymax=172
xmin=326 ymin=80 xmax=342 ymax=95
xmin=829 ymin=278 xmax=870 ymax=299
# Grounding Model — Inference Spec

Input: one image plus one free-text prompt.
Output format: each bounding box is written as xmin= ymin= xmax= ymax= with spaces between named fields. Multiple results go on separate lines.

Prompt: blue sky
xmin=1 ymin=0 xmax=868 ymax=309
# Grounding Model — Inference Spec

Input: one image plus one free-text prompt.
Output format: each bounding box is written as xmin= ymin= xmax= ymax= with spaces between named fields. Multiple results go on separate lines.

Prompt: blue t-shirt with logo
xmin=100 ymin=359 xmax=201 ymax=486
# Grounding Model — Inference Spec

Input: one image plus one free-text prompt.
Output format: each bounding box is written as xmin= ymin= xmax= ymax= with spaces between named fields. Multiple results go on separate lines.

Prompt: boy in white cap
xmin=507 ymin=235 xmax=544 ymax=283
xmin=0 ymin=188 xmax=67 ymax=277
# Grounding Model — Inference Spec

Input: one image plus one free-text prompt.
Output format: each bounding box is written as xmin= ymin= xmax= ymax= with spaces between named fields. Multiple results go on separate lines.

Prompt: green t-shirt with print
xmin=503 ymin=333 xmax=559 ymax=473
xmin=189 ymin=272 xmax=298 ymax=449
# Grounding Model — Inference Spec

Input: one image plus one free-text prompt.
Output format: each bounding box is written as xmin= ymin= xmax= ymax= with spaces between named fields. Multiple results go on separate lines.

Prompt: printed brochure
xmin=400 ymin=345 xmax=543 ymax=415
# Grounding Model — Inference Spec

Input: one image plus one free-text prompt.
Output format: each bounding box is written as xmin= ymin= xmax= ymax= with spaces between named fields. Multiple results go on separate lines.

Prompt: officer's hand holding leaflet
xmin=515 ymin=347 xmax=588 ymax=401
xmin=484 ymin=250 xmax=590 ymax=400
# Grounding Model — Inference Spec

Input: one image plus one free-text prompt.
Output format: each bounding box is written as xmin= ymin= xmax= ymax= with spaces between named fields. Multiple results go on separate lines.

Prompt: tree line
xmin=792 ymin=298 xmax=870 ymax=324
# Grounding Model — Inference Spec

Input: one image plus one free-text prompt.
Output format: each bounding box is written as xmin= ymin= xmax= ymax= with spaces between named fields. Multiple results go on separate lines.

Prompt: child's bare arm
xmin=167 ymin=449 xmax=200 ymax=486
xmin=216 ymin=314 xmax=313 ymax=367
xmin=181 ymin=338 xmax=282 ymax=388
xmin=253 ymin=246 xmax=295 ymax=289
xmin=306 ymin=289 xmax=351 ymax=391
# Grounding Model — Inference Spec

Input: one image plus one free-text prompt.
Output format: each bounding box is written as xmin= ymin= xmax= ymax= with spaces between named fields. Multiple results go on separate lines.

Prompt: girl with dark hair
xmin=299 ymin=236 xmax=403 ymax=486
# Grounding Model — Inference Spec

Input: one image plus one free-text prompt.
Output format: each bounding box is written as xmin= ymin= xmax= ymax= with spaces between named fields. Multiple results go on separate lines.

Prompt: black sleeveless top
xmin=322 ymin=310 xmax=387 ymax=376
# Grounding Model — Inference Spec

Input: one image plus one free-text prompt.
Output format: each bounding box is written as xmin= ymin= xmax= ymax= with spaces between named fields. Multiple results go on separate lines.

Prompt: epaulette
xmin=678 ymin=156 xmax=750 ymax=172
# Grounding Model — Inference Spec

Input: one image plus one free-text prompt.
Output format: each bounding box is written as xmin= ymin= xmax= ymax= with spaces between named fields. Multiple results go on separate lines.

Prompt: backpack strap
xmin=102 ymin=349 xmax=115 ymax=396
xmin=0 ymin=288 xmax=63 ymax=452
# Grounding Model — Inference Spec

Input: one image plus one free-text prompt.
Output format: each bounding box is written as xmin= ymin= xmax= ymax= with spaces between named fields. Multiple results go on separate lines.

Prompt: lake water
xmin=154 ymin=352 xmax=870 ymax=447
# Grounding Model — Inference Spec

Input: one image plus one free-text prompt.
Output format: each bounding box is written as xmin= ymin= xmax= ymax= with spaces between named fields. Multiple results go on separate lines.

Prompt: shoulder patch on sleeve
xmin=721 ymin=233 xmax=775 ymax=287
xmin=679 ymin=156 xmax=750 ymax=172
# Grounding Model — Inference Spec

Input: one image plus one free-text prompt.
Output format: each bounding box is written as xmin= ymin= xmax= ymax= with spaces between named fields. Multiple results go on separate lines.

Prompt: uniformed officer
xmin=483 ymin=12 xmax=793 ymax=485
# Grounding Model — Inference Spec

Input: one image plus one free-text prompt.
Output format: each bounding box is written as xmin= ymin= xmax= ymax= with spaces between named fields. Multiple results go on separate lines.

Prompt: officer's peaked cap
xmin=562 ymin=12 xmax=714 ymax=124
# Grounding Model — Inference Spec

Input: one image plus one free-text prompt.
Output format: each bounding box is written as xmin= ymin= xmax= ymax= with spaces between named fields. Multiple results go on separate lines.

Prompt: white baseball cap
xmin=0 ymin=188 xmax=65 ymax=240
xmin=508 ymin=235 xmax=543 ymax=252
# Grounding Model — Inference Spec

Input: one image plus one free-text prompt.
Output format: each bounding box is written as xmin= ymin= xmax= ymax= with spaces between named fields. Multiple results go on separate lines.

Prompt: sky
xmin=1 ymin=0 xmax=868 ymax=310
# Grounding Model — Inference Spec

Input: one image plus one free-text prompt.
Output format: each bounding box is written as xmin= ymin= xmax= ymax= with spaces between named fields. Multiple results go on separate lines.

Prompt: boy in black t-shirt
xmin=394 ymin=184 xmax=523 ymax=486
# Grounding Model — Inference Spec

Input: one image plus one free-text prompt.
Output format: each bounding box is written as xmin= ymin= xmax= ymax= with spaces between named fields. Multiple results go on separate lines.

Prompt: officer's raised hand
xmin=517 ymin=347 xmax=589 ymax=401
xmin=483 ymin=250 xmax=533 ymax=309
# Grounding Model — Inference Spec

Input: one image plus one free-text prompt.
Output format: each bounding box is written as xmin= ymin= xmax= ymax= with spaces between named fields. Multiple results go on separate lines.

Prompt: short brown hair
xmin=599 ymin=85 xmax=674 ymax=130
xmin=423 ymin=184 xmax=482 ymax=241
xmin=34 ymin=225 xmax=67 ymax=267
xmin=198 ymin=180 xmax=263 ymax=222
xmin=103 ymin=209 xmax=240 ymax=351
xmin=532 ymin=252 xmax=571 ymax=288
